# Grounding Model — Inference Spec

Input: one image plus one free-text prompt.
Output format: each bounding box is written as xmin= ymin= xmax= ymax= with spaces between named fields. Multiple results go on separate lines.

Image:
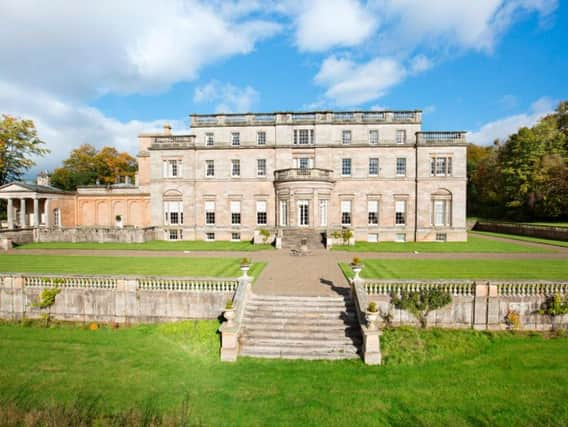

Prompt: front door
xmin=298 ymin=200 xmax=309 ymax=226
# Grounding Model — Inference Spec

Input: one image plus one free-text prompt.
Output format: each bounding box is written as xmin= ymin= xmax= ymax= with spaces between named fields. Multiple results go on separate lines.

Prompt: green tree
xmin=391 ymin=288 xmax=452 ymax=328
xmin=0 ymin=115 xmax=49 ymax=185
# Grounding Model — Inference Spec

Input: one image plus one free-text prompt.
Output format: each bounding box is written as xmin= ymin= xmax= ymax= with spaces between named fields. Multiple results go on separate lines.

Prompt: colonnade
xmin=4 ymin=197 xmax=50 ymax=229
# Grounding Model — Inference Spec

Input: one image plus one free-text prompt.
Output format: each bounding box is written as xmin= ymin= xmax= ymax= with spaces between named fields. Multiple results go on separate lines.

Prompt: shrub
xmin=391 ymin=288 xmax=452 ymax=328
xmin=259 ymin=229 xmax=270 ymax=243
xmin=539 ymin=293 xmax=568 ymax=317
xmin=352 ymin=257 xmax=362 ymax=266
xmin=341 ymin=228 xmax=353 ymax=244
xmin=331 ymin=231 xmax=341 ymax=240
xmin=33 ymin=287 xmax=61 ymax=327
xmin=367 ymin=302 xmax=378 ymax=313
xmin=240 ymin=258 xmax=251 ymax=266
xmin=505 ymin=310 xmax=522 ymax=330
xmin=225 ymin=301 xmax=234 ymax=310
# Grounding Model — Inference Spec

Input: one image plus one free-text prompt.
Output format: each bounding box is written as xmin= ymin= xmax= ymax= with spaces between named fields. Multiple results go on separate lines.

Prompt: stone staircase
xmin=280 ymin=228 xmax=325 ymax=249
xmin=239 ymin=294 xmax=361 ymax=360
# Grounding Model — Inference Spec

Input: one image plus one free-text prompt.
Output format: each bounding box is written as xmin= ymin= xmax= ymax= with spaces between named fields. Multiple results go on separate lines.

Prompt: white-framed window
xmin=319 ymin=199 xmax=328 ymax=227
xmin=395 ymin=232 xmax=406 ymax=242
xmin=231 ymin=232 xmax=241 ymax=241
xmin=368 ymin=233 xmax=379 ymax=243
xmin=231 ymin=159 xmax=240 ymax=177
xmin=231 ymin=132 xmax=240 ymax=146
xmin=297 ymin=158 xmax=311 ymax=169
xmin=206 ymin=160 xmax=215 ymax=177
xmin=293 ymin=129 xmax=314 ymax=145
xmin=396 ymin=129 xmax=406 ymax=144
xmin=256 ymin=201 xmax=267 ymax=225
xmin=342 ymin=130 xmax=352 ymax=144
xmin=395 ymin=200 xmax=406 ymax=225
xmin=341 ymin=200 xmax=352 ymax=225
xmin=205 ymin=201 xmax=215 ymax=225
xmin=231 ymin=201 xmax=241 ymax=225
xmin=257 ymin=131 xmax=266 ymax=145
xmin=368 ymin=200 xmax=378 ymax=225
xmin=436 ymin=232 xmax=447 ymax=242
xmin=168 ymin=229 xmax=182 ymax=241
xmin=206 ymin=232 xmax=215 ymax=241
xmin=53 ymin=208 xmax=61 ymax=227
xmin=163 ymin=159 xmax=182 ymax=178
xmin=257 ymin=159 xmax=267 ymax=176
xmin=396 ymin=158 xmax=406 ymax=176
xmin=205 ymin=133 xmax=214 ymax=146
xmin=369 ymin=129 xmax=379 ymax=144
xmin=279 ymin=200 xmax=288 ymax=226
xmin=164 ymin=201 xmax=183 ymax=225
xmin=369 ymin=158 xmax=379 ymax=176
xmin=433 ymin=199 xmax=451 ymax=226
xmin=341 ymin=158 xmax=352 ymax=176
xmin=430 ymin=157 xmax=453 ymax=176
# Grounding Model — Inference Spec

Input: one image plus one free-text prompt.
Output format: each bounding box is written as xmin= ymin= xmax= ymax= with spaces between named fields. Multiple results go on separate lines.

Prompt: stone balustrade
xmin=416 ymin=131 xmax=466 ymax=144
xmin=274 ymin=168 xmax=334 ymax=182
xmin=365 ymin=280 xmax=475 ymax=296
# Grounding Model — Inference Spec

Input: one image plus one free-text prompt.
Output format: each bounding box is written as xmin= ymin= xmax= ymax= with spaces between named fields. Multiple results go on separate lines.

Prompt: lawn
xmin=0 ymin=321 xmax=566 ymax=426
xmin=331 ymin=234 xmax=555 ymax=253
xmin=15 ymin=240 xmax=273 ymax=251
xmin=340 ymin=259 xmax=568 ymax=280
xmin=0 ymin=254 xmax=265 ymax=278
xmin=472 ymin=231 xmax=568 ymax=248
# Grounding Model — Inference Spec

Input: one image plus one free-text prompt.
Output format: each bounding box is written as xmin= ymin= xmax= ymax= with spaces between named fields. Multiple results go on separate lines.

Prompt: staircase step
xmin=243 ymin=311 xmax=356 ymax=321
xmin=242 ymin=330 xmax=361 ymax=341
xmin=239 ymin=345 xmax=359 ymax=360
xmin=246 ymin=304 xmax=354 ymax=313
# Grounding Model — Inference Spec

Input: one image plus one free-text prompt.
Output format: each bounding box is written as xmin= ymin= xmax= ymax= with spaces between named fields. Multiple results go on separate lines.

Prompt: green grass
xmin=527 ymin=222 xmax=568 ymax=228
xmin=472 ymin=230 xmax=568 ymax=248
xmin=331 ymin=234 xmax=555 ymax=253
xmin=340 ymin=259 xmax=568 ymax=280
xmin=0 ymin=321 xmax=567 ymax=426
xmin=0 ymin=254 xmax=265 ymax=278
xmin=15 ymin=240 xmax=273 ymax=251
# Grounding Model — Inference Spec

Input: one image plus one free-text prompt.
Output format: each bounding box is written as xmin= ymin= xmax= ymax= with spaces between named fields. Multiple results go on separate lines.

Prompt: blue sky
xmin=0 ymin=0 xmax=566 ymax=173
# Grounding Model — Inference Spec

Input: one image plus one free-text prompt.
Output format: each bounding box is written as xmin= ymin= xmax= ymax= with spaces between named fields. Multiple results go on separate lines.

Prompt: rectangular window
xmin=279 ymin=200 xmax=288 ymax=226
xmin=319 ymin=199 xmax=328 ymax=227
xmin=231 ymin=201 xmax=241 ymax=225
xmin=368 ymin=233 xmax=378 ymax=243
xmin=396 ymin=158 xmax=406 ymax=176
xmin=257 ymin=131 xmax=266 ymax=145
xmin=206 ymin=160 xmax=215 ymax=177
xmin=433 ymin=200 xmax=449 ymax=226
xmin=395 ymin=233 xmax=406 ymax=242
xmin=257 ymin=159 xmax=266 ymax=176
xmin=342 ymin=130 xmax=352 ymax=144
xmin=298 ymin=158 xmax=310 ymax=169
xmin=369 ymin=158 xmax=379 ymax=176
xmin=169 ymin=229 xmax=181 ymax=241
xmin=436 ymin=233 xmax=447 ymax=242
xmin=369 ymin=129 xmax=379 ymax=144
xmin=294 ymin=129 xmax=313 ymax=144
xmin=396 ymin=129 xmax=406 ymax=144
xmin=164 ymin=201 xmax=184 ymax=225
xmin=205 ymin=201 xmax=215 ymax=225
xmin=53 ymin=208 xmax=61 ymax=227
xmin=368 ymin=200 xmax=378 ymax=225
xmin=206 ymin=232 xmax=215 ymax=241
xmin=395 ymin=200 xmax=406 ymax=225
xmin=231 ymin=132 xmax=240 ymax=146
xmin=231 ymin=232 xmax=241 ymax=241
xmin=430 ymin=157 xmax=453 ymax=176
xmin=231 ymin=159 xmax=240 ymax=177
xmin=342 ymin=158 xmax=352 ymax=176
xmin=341 ymin=200 xmax=352 ymax=225
xmin=205 ymin=133 xmax=214 ymax=146
xmin=256 ymin=201 xmax=267 ymax=225
xmin=163 ymin=159 xmax=181 ymax=178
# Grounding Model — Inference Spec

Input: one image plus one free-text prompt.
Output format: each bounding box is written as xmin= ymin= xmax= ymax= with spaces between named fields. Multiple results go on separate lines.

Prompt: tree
xmin=0 ymin=114 xmax=49 ymax=185
xmin=391 ymin=288 xmax=452 ymax=328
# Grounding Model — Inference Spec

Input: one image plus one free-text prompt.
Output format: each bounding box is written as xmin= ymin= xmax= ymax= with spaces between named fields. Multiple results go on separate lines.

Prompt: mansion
xmin=0 ymin=110 xmax=467 ymax=244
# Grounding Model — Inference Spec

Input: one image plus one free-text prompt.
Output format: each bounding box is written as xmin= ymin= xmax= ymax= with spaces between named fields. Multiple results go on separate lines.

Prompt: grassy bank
xmin=0 ymin=321 xmax=566 ymax=426
xmin=472 ymin=231 xmax=568 ymax=248
xmin=15 ymin=240 xmax=273 ymax=251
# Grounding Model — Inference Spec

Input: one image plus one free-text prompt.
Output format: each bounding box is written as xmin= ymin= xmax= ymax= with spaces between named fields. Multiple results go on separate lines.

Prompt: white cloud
xmin=193 ymin=81 xmax=259 ymax=113
xmin=468 ymin=96 xmax=555 ymax=145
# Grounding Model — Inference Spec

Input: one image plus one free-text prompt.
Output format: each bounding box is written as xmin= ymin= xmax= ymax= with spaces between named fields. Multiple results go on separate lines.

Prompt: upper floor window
xmin=257 ymin=131 xmax=266 ymax=145
xmin=257 ymin=159 xmax=267 ymax=176
xmin=231 ymin=159 xmax=240 ymax=177
xmin=205 ymin=133 xmax=214 ymax=146
xmin=430 ymin=157 xmax=453 ymax=176
xmin=396 ymin=129 xmax=407 ymax=144
xmin=205 ymin=201 xmax=215 ymax=225
xmin=369 ymin=129 xmax=379 ymax=144
xmin=298 ymin=158 xmax=311 ymax=169
xmin=341 ymin=158 xmax=352 ymax=176
xmin=342 ymin=130 xmax=352 ymax=144
xmin=163 ymin=159 xmax=181 ymax=178
xmin=206 ymin=160 xmax=215 ymax=177
xmin=256 ymin=201 xmax=267 ymax=225
xmin=293 ymin=129 xmax=314 ymax=145
xmin=231 ymin=132 xmax=240 ymax=146
xmin=396 ymin=158 xmax=407 ymax=176
xmin=369 ymin=158 xmax=379 ymax=176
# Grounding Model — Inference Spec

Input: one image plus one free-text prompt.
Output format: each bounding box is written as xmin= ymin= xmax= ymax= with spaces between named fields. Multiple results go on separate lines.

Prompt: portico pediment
xmin=0 ymin=183 xmax=32 ymax=193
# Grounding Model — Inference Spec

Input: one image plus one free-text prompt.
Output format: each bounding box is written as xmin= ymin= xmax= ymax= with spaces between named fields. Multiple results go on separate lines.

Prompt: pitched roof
xmin=0 ymin=181 xmax=72 ymax=194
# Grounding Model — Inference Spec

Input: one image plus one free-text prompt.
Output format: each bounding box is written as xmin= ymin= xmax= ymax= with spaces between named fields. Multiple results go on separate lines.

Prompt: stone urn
xmin=240 ymin=264 xmax=250 ymax=278
xmin=351 ymin=264 xmax=363 ymax=280
xmin=366 ymin=310 xmax=378 ymax=330
xmin=224 ymin=308 xmax=235 ymax=327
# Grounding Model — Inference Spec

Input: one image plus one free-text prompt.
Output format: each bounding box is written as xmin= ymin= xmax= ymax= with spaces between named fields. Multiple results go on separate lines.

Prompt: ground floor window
xmin=395 ymin=200 xmax=406 ymax=225
xmin=368 ymin=200 xmax=378 ymax=225
xmin=167 ymin=229 xmax=182 ymax=240
xmin=206 ymin=232 xmax=215 ymax=241
xmin=367 ymin=233 xmax=378 ymax=243
xmin=436 ymin=233 xmax=447 ymax=242
xmin=53 ymin=208 xmax=61 ymax=227
xmin=341 ymin=200 xmax=351 ymax=225
xmin=231 ymin=201 xmax=241 ymax=225
xmin=256 ymin=201 xmax=267 ymax=225
xmin=205 ymin=201 xmax=215 ymax=225
xmin=432 ymin=199 xmax=451 ymax=226
xmin=395 ymin=233 xmax=406 ymax=242
xmin=319 ymin=199 xmax=328 ymax=227
xmin=164 ymin=201 xmax=183 ymax=225
xmin=231 ymin=232 xmax=240 ymax=241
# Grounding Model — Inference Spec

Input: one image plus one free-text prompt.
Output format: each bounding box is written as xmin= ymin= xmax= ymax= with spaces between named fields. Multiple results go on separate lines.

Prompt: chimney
xmin=163 ymin=122 xmax=172 ymax=136
xmin=37 ymin=171 xmax=50 ymax=186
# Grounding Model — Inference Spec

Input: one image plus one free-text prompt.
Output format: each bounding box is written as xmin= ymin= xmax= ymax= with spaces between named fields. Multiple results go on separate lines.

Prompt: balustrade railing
xmin=495 ymin=281 xmax=568 ymax=296
xmin=417 ymin=131 xmax=466 ymax=144
xmin=23 ymin=275 xmax=117 ymax=289
xmin=138 ymin=278 xmax=238 ymax=292
xmin=274 ymin=168 xmax=334 ymax=181
xmin=365 ymin=280 xmax=474 ymax=296
xmin=151 ymin=135 xmax=195 ymax=145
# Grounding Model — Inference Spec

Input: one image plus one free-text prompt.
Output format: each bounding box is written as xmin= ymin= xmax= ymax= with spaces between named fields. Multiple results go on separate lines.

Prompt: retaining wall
xmin=34 ymin=227 xmax=159 ymax=243
xmin=474 ymin=221 xmax=568 ymax=242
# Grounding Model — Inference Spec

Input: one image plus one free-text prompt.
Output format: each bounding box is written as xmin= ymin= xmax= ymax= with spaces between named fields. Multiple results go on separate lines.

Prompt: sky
xmin=1 ymin=0 xmax=567 ymax=174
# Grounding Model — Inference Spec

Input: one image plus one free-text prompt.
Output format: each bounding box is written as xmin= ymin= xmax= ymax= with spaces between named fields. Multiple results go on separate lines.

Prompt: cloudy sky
xmin=1 ymin=0 xmax=566 ymax=174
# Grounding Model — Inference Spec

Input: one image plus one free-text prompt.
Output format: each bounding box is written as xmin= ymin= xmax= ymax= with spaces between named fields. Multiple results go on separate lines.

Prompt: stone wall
xmin=0 ymin=273 xmax=240 ymax=323
xmin=474 ymin=221 xmax=568 ymax=242
xmin=0 ymin=228 xmax=34 ymax=245
xmin=34 ymin=227 xmax=159 ymax=243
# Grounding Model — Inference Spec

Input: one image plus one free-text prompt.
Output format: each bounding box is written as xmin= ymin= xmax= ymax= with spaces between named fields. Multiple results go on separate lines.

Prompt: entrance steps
xmin=280 ymin=228 xmax=325 ymax=249
xmin=240 ymin=294 xmax=361 ymax=360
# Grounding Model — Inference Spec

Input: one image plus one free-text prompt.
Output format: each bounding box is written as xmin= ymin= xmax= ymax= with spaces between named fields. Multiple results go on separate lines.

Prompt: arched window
xmin=431 ymin=189 xmax=452 ymax=227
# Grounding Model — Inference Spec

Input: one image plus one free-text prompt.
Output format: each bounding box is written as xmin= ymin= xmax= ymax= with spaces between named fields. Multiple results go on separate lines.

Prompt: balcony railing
xmin=274 ymin=168 xmax=334 ymax=182
xmin=151 ymin=135 xmax=195 ymax=146
xmin=393 ymin=111 xmax=416 ymax=121
xmin=417 ymin=131 xmax=466 ymax=144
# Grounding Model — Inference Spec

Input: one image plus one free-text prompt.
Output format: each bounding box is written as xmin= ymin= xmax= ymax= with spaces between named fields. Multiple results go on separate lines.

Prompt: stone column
xmin=33 ymin=198 xmax=40 ymax=227
xmin=7 ymin=198 xmax=14 ymax=229
xmin=19 ymin=198 xmax=26 ymax=227
xmin=44 ymin=199 xmax=51 ymax=227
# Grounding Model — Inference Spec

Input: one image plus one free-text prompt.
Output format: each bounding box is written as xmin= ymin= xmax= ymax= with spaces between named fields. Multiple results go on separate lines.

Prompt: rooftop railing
xmin=151 ymin=135 xmax=195 ymax=145
xmin=417 ymin=131 xmax=466 ymax=144
xmin=274 ymin=168 xmax=334 ymax=182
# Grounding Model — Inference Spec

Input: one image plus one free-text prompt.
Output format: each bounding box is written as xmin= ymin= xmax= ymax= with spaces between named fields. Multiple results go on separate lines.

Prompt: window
xmin=279 ymin=200 xmax=288 ymax=226
xmin=257 ymin=159 xmax=267 ymax=176
xmin=433 ymin=199 xmax=451 ymax=226
xmin=168 ymin=229 xmax=182 ymax=240
xmin=395 ymin=200 xmax=406 ymax=225
xmin=342 ymin=130 xmax=352 ymax=144
xmin=231 ymin=201 xmax=241 ymax=225
xmin=436 ymin=233 xmax=447 ymax=242
xmin=53 ymin=208 xmax=61 ymax=227
xmin=163 ymin=159 xmax=181 ymax=178
xmin=206 ymin=160 xmax=215 ymax=177
xmin=369 ymin=158 xmax=379 ymax=176
xmin=341 ymin=200 xmax=352 ymax=225
xmin=395 ymin=233 xmax=406 ymax=242
xmin=206 ymin=232 xmax=215 ymax=241
xmin=342 ymin=158 xmax=352 ymax=176
xmin=257 ymin=131 xmax=266 ymax=145
xmin=231 ymin=159 xmax=240 ymax=177
xmin=396 ymin=158 xmax=406 ymax=176
xmin=369 ymin=129 xmax=379 ymax=144
xmin=205 ymin=201 xmax=215 ymax=225
xmin=298 ymin=158 xmax=310 ymax=169
xmin=368 ymin=200 xmax=378 ymax=225
xmin=164 ymin=201 xmax=183 ymax=225
xmin=231 ymin=232 xmax=241 ymax=241
xmin=319 ymin=199 xmax=328 ymax=227
xmin=368 ymin=233 xmax=378 ymax=243
xmin=205 ymin=133 xmax=214 ymax=146
xmin=231 ymin=132 xmax=240 ymax=146
xmin=430 ymin=157 xmax=453 ymax=176
xmin=293 ymin=129 xmax=314 ymax=144
xmin=396 ymin=129 xmax=406 ymax=144
xmin=256 ymin=201 xmax=267 ymax=225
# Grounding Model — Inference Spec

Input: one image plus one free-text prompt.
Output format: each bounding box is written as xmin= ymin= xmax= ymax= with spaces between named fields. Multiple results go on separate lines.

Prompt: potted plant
xmin=351 ymin=257 xmax=363 ymax=279
xmin=366 ymin=301 xmax=379 ymax=330
xmin=224 ymin=300 xmax=235 ymax=327
xmin=240 ymin=258 xmax=251 ymax=277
